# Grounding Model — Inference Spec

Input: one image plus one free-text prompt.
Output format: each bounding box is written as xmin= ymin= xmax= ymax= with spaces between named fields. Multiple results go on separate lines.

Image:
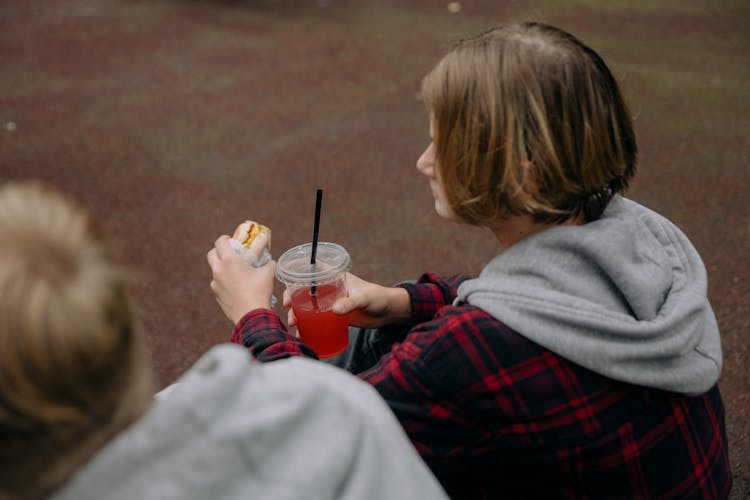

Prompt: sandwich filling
xmin=241 ymin=223 xmax=262 ymax=249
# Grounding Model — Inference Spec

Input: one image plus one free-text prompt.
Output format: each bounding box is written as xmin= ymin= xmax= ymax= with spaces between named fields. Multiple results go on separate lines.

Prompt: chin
xmin=434 ymin=201 xmax=456 ymax=220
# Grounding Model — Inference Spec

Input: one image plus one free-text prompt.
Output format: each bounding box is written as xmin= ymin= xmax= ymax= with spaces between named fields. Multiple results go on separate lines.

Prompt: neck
xmin=490 ymin=212 xmax=585 ymax=251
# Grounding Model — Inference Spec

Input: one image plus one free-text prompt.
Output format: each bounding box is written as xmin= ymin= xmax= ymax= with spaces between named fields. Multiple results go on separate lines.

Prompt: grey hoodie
xmin=457 ymin=196 xmax=721 ymax=395
xmin=53 ymin=345 xmax=447 ymax=500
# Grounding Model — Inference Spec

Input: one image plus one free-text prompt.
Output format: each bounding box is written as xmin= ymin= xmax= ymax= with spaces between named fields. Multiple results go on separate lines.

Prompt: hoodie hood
xmin=52 ymin=345 xmax=447 ymax=500
xmin=456 ymin=197 xmax=721 ymax=395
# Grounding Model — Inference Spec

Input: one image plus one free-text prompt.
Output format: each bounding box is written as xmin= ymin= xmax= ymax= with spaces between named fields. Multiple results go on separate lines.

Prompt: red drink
xmin=276 ymin=242 xmax=351 ymax=358
xmin=291 ymin=283 xmax=349 ymax=358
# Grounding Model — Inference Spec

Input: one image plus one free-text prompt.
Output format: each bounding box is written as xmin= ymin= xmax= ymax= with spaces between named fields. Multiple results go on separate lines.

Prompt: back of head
xmin=0 ymin=181 xmax=153 ymax=499
xmin=421 ymin=22 xmax=638 ymax=224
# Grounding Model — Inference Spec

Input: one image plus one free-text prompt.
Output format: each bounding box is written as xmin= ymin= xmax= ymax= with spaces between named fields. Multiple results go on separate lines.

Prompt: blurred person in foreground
xmin=208 ymin=22 xmax=731 ymax=499
xmin=0 ymin=181 xmax=447 ymax=500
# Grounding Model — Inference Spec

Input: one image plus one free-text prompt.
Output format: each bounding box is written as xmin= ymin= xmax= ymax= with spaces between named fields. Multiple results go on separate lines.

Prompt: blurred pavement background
xmin=1 ymin=0 xmax=748 ymax=496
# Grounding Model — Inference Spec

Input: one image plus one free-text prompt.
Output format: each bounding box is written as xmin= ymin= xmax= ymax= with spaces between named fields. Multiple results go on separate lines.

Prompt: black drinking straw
xmin=310 ymin=188 xmax=323 ymax=296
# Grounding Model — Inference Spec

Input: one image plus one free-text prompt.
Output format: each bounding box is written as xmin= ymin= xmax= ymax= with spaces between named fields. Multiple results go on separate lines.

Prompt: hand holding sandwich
xmin=208 ymin=235 xmax=276 ymax=324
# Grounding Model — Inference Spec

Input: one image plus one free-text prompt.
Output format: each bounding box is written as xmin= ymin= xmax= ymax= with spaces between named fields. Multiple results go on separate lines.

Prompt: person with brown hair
xmin=0 ymin=182 xmax=153 ymax=499
xmin=0 ymin=181 xmax=448 ymax=500
xmin=209 ymin=23 xmax=731 ymax=498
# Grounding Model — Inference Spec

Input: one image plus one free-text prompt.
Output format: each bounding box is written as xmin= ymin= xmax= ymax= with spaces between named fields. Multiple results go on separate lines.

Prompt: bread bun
xmin=230 ymin=220 xmax=271 ymax=263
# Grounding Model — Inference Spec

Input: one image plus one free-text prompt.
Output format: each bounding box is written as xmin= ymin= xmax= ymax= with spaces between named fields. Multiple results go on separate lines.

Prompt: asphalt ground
xmin=1 ymin=0 xmax=748 ymax=496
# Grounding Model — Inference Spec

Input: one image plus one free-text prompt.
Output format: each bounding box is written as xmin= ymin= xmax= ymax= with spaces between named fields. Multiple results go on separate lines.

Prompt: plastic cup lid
xmin=275 ymin=242 xmax=350 ymax=285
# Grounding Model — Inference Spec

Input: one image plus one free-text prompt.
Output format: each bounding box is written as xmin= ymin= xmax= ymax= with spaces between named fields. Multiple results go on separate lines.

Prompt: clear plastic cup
xmin=276 ymin=242 xmax=350 ymax=358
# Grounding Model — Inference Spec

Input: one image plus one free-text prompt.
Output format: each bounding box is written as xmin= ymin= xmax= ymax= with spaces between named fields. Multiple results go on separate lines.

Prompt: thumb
xmin=332 ymin=295 xmax=359 ymax=315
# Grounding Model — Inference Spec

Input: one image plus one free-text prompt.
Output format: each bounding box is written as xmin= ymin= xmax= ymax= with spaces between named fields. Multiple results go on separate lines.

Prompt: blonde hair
xmin=421 ymin=22 xmax=637 ymax=224
xmin=0 ymin=181 xmax=153 ymax=499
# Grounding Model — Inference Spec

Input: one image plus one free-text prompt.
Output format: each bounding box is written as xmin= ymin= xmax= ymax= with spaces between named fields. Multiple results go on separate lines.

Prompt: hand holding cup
xmin=283 ymin=272 xmax=412 ymax=330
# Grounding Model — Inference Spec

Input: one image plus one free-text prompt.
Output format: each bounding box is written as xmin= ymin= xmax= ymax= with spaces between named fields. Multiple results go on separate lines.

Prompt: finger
xmin=265 ymin=260 xmax=277 ymax=274
xmin=287 ymin=308 xmax=297 ymax=327
xmin=207 ymin=248 xmax=220 ymax=270
xmin=252 ymin=260 xmax=277 ymax=282
xmin=347 ymin=309 xmax=373 ymax=328
xmin=214 ymin=235 xmax=236 ymax=259
xmin=282 ymin=288 xmax=291 ymax=307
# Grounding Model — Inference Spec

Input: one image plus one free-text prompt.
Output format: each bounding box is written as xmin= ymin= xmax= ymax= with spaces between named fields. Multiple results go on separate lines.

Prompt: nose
xmin=417 ymin=142 xmax=436 ymax=177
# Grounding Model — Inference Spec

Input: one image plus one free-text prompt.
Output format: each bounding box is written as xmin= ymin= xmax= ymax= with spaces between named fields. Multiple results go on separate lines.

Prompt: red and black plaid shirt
xmin=232 ymin=273 xmax=732 ymax=499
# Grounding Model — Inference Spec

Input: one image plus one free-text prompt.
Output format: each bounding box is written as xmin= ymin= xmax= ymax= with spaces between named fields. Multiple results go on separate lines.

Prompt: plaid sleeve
xmin=358 ymin=305 xmax=500 ymax=472
xmin=399 ymin=273 xmax=472 ymax=325
xmin=232 ymin=309 xmax=319 ymax=362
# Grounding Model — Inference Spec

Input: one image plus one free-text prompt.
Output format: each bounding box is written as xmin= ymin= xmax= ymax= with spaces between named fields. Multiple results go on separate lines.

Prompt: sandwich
xmin=229 ymin=220 xmax=272 ymax=266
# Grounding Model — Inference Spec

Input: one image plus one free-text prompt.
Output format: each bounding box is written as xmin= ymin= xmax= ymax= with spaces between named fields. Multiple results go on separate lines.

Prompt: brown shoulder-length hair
xmin=421 ymin=22 xmax=637 ymax=224
xmin=0 ymin=181 xmax=153 ymax=499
